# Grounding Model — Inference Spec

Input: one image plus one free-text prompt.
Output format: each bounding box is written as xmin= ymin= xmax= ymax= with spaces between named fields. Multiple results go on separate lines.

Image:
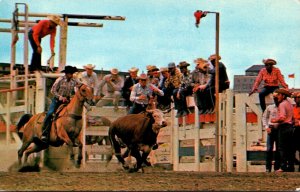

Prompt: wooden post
xmin=194 ymin=107 xmax=200 ymax=171
xmin=59 ymin=16 xmax=68 ymax=72
xmin=235 ymin=94 xmax=247 ymax=172
xmin=225 ymin=89 xmax=233 ymax=172
xmin=172 ymin=104 xmax=179 ymax=171
xmin=214 ymin=12 xmax=220 ymax=172
xmin=6 ymin=92 xmax=11 ymax=144
xmin=82 ymin=107 xmax=87 ymax=167
xmin=35 ymin=72 xmax=46 ymax=114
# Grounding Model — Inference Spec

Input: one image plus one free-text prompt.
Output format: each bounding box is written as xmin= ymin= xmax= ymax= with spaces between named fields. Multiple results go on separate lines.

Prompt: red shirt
xmin=252 ymin=67 xmax=288 ymax=91
xmin=278 ymin=100 xmax=293 ymax=124
xmin=32 ymin=20 xmax=57 ymax=51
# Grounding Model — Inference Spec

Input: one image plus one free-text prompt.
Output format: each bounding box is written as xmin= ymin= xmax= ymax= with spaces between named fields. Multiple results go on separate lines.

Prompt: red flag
xmin=194 ymin=10 xmax=207 ymax=28
xmin=288 ymin=73 xmax=295 ymax=78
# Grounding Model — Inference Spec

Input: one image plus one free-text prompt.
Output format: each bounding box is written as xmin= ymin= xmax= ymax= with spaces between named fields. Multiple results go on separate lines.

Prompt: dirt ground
xmin=0 ymin=167 xmax=300 ymax=191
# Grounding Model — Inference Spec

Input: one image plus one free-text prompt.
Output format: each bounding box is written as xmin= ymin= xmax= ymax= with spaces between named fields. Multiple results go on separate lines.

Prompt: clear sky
xmin=1 ymin=0 xmax=300 ymax=88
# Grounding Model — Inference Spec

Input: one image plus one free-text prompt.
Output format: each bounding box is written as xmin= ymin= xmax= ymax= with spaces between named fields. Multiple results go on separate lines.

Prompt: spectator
xmin=157 ymin=67 xmax=172 ymax=110
xmin=129 ymin=73 xmax=164 ymax=114
xmin=96 ymin=68 xmax=123 ymax=111
xmin=208 ymin=54 xmax=230 ymax=92
xmin=191 ymin=58 xmax=214 ymax=114
xmin=146 ymin=65 xmax=160 ymax=85
xmin=176 ymin=61 xmax=193 ymax=117
xmin=271 ymin=88 xmax=294 ymax=172
xmin=79 ymin=64 xmax=99 ymax=102
xmin=28 ymin=15 xmax=62 ymax=72
xmin=249 ymin=58 xmax=288 ymax=112
xmin=164 ymin=62 xmax=182 ymax=112
xmin=121 ymin=67 xmax=139 ymax=112
xmin=262 ymin=92 xmax=280 ymax=172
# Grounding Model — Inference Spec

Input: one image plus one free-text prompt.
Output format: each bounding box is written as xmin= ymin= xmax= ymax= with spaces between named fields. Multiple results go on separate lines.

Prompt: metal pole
xmin=214 ymin=12 xmax=220 ymax=172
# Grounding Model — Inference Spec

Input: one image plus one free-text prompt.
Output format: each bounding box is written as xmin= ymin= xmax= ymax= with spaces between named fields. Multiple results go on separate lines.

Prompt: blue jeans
xmin=128 ymin=103 xmax=147 ymax=114
xmin=42 ymin=98 xmax=62 ymax=135
xmin=259 ymin=86 xmax=278 ymax=112
xmin=266 ymin=128 xmax=280 ymax=171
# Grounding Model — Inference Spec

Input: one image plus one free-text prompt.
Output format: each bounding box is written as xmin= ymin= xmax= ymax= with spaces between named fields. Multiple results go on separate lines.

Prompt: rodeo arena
xmin=0 ymin=3 xmax=300 ymax=191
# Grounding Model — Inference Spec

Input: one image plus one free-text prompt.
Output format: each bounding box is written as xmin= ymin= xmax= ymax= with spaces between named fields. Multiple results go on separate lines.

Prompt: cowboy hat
xmin=110 ymin=68 xmax=119 ymax=75
xmin=208 ymin=54 xmax=221 ymax=61
xmin=177 ymin=61 xmax=190 ymax=68
xmin=128 ymin=67 xmax=139 ymax=73
xmin=159 ymin=67 xmax=169 ymax=73
xmin=194 ymin=58 xmax=208 ymax=64
xmin=262 ymin=58 xmax=277 ymax=65
xmin=137 ymin=73 xmax=148 ymax=80
xmin=274 ymin=88 xmax=291 ymax=97
xmin=47 ymin=15 xmax=62 ymax=26
xmin=83 ymin=64 xmax=95 ymax=70
xmin=147 ymin=65 xmax=159 ymax=72
xmin=61 ymin=65 xmax=78 ymax=74
xmin=168 ymin=62 xmax=176 ymax=68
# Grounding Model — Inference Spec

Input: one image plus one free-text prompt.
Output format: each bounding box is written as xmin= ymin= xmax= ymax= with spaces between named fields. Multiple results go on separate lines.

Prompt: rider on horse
xmin=33 ymin=65 xmax=81 ymax=148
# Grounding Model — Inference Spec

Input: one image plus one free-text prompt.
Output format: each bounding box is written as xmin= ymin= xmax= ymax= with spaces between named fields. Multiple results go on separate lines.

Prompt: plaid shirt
xmin=164 ymin=68 xmax=182 ymax=89
xmin=252 ymin=67 xmax=288 ymax=91
xmin=51 ymin=76 xmax=81 ymax=98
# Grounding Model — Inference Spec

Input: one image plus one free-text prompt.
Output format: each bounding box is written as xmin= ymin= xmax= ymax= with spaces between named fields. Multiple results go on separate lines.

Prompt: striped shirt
xmin=51 ymin=76 xmax=81 ymax=99
xmin=252 ymin=67 xmax=288 ymax=91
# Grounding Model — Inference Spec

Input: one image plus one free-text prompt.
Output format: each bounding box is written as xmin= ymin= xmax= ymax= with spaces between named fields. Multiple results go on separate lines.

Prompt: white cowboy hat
xmin=128 ymin=67 xmax=139 ymax=73
xmin=47 ymin=15 xmax=62 ymax=26
xmin=83 ymin=64 xmax=95 ymax=70
xmin=110 ymin=68 xmax=119 ymax=75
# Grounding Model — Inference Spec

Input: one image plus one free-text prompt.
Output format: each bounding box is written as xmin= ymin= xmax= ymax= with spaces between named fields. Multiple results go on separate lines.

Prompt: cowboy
xmin=271 ymin=88 xmax=294 ymax=172
xmin=129 ymin=73 xmax=164 ymax=114
xmin=121 ymin=67 xmax=139 ymax=112
xmin=146 ymin=65 xmax=160 ymax=86
xmin=208 ymin=54 xmax=230 ymax=93
xmin=249 ymin=58 xmax=288 ymax=112
xmin=191 ymin=58 xmax=214 ymax=114
xmin=262 ymin=92 xmax=280 ymax=172
xmin=157 ymin=67 xmax=171 ymax=111
xmin=176 ymin=61 xmax=193 ymax=117
xmin=96 ymin=68 xmax=123 ymax=111
xmin=80 ymin=64 xmax=99 ymax=102
xmin=33 ymin=66 xmax=81 ymax=147
xmin=28 ymin=15 xmax=62 ymax=72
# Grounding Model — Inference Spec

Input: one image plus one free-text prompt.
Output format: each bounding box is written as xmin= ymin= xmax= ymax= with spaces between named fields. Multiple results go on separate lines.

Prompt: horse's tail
xmin=16 ymin=113 xmax=33 ymax=139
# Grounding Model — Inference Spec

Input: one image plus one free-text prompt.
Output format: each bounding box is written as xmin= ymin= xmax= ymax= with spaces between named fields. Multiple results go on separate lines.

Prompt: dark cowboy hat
xmin=168 ymin=62 xmax=176 ymax=68
xmin=263 ymin=58 xmax=277 ymax=65
xmin=274 ymin=88 xmax=291 ymax=97
xmin=61 ymin=65 xmax=78 ymax=74
xmin=177 ymin=61 xmax=190 ymax=68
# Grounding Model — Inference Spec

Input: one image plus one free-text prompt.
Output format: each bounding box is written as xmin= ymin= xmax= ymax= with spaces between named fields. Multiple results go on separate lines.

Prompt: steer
xmin=108 ymin=109 xmax=167 ymax=172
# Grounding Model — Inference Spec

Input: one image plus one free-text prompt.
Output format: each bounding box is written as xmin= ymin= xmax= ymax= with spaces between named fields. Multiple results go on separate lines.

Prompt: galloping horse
xmin=16 ymin=84 xmax=94 ymax=167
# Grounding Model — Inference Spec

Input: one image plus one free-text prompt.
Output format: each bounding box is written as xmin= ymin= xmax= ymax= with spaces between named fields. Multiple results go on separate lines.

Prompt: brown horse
xmin=16 ymin=84 xmax=94 ymax=168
